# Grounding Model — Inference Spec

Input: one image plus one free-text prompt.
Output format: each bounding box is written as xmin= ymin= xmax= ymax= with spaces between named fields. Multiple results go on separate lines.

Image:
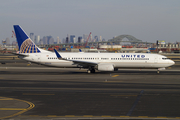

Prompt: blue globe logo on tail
xmin=20 ymin=38 xmax=41 ymax=53
xmin=13 ymin=25 xmax=41 ymax=53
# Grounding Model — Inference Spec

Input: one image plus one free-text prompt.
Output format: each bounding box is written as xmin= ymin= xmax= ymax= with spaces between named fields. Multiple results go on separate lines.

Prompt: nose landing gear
xmin=157 ymin=70 xmax=160 ymax=74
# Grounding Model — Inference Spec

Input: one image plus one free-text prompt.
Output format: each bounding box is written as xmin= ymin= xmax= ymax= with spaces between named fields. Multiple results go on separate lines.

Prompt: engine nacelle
xmin=97 ymin=64 xmax=114 ymax=71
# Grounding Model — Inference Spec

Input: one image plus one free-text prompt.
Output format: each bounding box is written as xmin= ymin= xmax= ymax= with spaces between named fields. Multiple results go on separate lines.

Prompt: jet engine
xmin=97 ymin=64 xmax=114 ymax=71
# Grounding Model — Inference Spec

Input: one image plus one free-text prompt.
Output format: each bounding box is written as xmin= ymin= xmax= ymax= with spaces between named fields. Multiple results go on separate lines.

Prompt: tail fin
xmin=13 ymin=25 xmax=41 ymax=53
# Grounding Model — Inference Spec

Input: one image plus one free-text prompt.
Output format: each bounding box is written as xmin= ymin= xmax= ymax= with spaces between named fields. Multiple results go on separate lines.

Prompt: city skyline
xmin=1 ymin=32 xmax=106 ymax=46
xmin=1 ymin=0 xmax=180 ymax=43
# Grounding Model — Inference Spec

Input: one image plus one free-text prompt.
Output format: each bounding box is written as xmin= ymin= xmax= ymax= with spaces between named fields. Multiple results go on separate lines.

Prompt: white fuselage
xmin=20 ymin=51 xmax=175 ymax=69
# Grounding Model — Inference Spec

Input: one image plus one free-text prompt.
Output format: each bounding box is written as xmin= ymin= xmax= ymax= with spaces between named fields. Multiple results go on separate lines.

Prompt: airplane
xmin=13 ymin=25 xmax=175 ymax=73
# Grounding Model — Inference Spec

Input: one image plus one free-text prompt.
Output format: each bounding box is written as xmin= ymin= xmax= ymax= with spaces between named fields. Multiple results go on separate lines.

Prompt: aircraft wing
xmin=67 ymin=59 xmax=98 ymax=66
xmin=54 ymin=49 xmax=98 ymax=66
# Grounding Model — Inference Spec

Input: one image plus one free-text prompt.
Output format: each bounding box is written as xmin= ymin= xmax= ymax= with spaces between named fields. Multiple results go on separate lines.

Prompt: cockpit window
xmin=162 ymin=58 xmax=169 ymax=60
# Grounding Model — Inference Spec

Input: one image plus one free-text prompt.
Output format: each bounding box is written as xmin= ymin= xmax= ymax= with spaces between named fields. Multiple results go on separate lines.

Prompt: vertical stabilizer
xmin=13 ymin=25 xmax=41 ymax=53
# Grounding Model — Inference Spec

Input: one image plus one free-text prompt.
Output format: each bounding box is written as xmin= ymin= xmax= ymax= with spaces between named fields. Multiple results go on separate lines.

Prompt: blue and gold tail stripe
xmin=20 ymin=39 xmax=41 ymax=53
xmin=21 ymin=40 xmax=31 ymax=53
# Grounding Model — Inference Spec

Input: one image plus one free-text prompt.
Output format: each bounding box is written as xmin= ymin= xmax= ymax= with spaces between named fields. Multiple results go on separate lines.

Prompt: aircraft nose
xmin=169 ymin=60 xmax=175 ymax=66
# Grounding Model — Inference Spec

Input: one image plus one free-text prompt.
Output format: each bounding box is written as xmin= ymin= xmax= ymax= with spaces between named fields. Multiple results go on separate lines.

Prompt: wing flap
xmin=68 ymin=59 xmax=98 ymax=66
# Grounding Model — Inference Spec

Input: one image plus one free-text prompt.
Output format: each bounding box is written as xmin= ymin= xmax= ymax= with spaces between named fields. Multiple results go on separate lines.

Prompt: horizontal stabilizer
xmin=11 ymin=52 xmax=29 ymax=57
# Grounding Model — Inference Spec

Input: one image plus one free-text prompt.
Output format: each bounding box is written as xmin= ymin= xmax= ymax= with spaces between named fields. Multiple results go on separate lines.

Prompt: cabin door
xmin=154 ymin=56 xmax=158 ymax=63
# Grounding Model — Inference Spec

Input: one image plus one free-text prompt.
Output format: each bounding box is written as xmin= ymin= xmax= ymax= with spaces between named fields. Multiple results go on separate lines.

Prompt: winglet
xmin=79 ymin=49 xmax=82 ymax=52
xmin=54 ymin=49 xmax=63 ymax=59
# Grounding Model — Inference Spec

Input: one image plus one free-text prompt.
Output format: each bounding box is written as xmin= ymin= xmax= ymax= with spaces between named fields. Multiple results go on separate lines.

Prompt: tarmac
xmin=0 ymin=62 xmax=180 ymax=120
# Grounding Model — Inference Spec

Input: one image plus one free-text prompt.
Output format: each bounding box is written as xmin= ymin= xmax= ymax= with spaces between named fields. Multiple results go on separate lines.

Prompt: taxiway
xmin=0 ymin=64 xmax=180 ymax=119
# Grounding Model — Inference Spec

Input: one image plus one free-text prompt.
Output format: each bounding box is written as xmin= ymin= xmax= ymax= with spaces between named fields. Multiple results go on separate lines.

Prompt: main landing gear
xmin=87 ymin=67 xmax=95 ymax=73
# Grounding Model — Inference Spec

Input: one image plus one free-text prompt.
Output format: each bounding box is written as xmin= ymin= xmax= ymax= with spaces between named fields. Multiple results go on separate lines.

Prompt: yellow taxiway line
xmin=111 ymin=75 xmax=119 ymax=77
xmin=0 ymin=97 xmax=35 ymax=119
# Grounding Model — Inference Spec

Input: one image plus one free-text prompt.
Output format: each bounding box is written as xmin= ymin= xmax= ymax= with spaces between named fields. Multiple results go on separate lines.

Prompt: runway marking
xmin=126 ymin=90 xmax=144 ymax=116
xmin=0 ymin=108 xmax=26 ymax=110
xmin=101 ymin=115 xmax=112 ymax=117
xmin=83 ymin=115 xmax=94 ymax=117
xmin=111 ymin=95 xmax=137 ymax=97
xmin=112 ymin=75 xmax=119 ymax=77
xmin=0 ymin=97 xmax=35 ymax=119
xmin=47 ymin=115 xmax=57 ymax=117
xmin=1 ymin=86 xmax=180 ymax=92
xmin=157 ymin=116 xmax=167 ymax=118
xmin=138 ymin=116 xmax=148 ymax=118
xmin=104 ymin=81 xmax=123 ymax=82
xmin=65 ymin=115 xmax=76 ymax=117
xmin=23 ymin=93 xmax=55 ymax=95
xmin=119 ymin=116 xmax=130 ymax=117
xmin=17 ymin=115 xmax=180 ymax=119
xmin=29 ymin=115 xmax=39 ymax=117
xmin=0 ymin=98 xmax=14 ymax=100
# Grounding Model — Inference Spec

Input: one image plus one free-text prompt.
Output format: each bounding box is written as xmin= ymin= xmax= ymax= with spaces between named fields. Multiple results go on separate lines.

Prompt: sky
xmin=0 ymin=0 xmax=180 ymax=43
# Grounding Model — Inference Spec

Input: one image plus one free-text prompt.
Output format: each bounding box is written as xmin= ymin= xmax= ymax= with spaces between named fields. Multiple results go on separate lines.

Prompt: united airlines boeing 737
xmin=13 ymin=25 xmax=174 ymax=73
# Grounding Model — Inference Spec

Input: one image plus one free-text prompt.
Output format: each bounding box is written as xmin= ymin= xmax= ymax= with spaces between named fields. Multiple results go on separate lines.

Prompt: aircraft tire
xmin=87 ymin=70 xmax=91 ymax=73
xmin=91 ymin=69 xmax=95 ymax=73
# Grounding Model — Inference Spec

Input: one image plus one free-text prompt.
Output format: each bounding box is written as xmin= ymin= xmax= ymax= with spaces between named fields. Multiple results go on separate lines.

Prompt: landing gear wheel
xmin=91 ymin=69 xmax=95 ymax=73
xmin=114 ymin=68 xmax=118 ymax=71
xmin=87 ymin=68 xmax=95 ymax=73
xmin=87 ymin=70 xmax=91 ymax=73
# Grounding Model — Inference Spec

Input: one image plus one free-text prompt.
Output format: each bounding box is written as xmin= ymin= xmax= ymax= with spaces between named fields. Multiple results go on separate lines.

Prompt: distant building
xmin=90 ymin=34 xmax=92 ymax=42
xmin=94 ymin=36 xmax=98 ymax=42
xmin=57 ymin=36 xmax=61 ymax=44
xmin=30 ymin=33 xmax=34 ymax=42
xmin=42 ymin=36 xmax=54 ymax=44
xmin=99 ymin=36 xmax=102 ymax=42
xmin=67 ymin=34 xmax=70 ymax=43
xmin=66 ymin=37 xmax=69 ymax=43
xmin=5 ymin=38 xmax=10 ymax=46
xmin=73 ymin=37 xmax=76 ymax=43
xmin=39 ymin=39 xmax=43 ymax=45
xmin=62 ymin=38 xmax=66 ymax=44
xmin=70 ymin=35 xmax=75 ymax=43
xmin=34 ymin=35 xmax=40 ymax=44
xmin=43 ymin=36 xmax=48 ymax=44
xmin=78 ymin=36 xmax=82 ymax=43
xmin=81 ymin=39 xmax=84 ymax=43
xmin=47 ymin=36 xmax=54 ymax=44
xmin=12 ymin=41 xmax=17 ymax=46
